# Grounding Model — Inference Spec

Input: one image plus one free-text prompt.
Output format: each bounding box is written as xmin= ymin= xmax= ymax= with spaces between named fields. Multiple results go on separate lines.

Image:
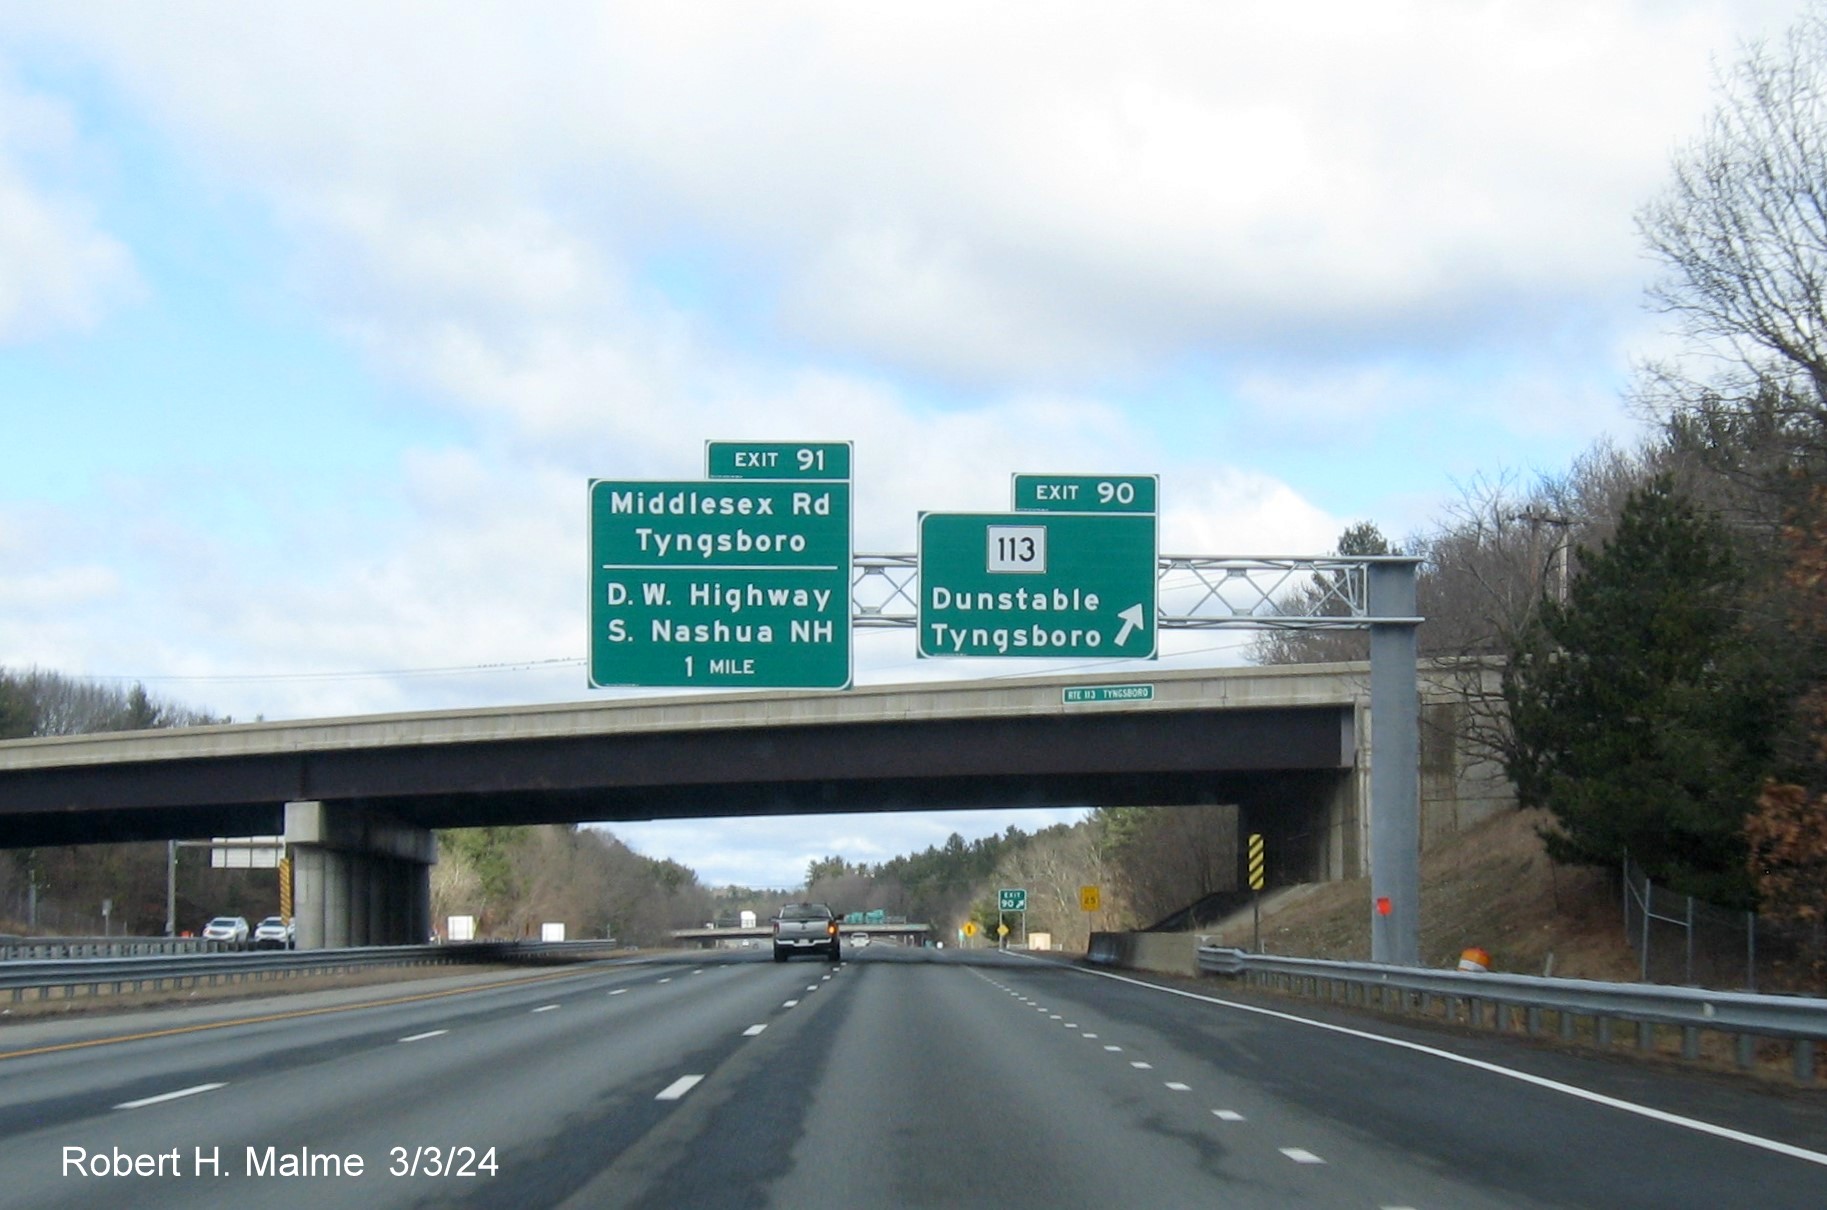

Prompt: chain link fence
xmin=1623 ymin=854 xmax=1826 ymax=992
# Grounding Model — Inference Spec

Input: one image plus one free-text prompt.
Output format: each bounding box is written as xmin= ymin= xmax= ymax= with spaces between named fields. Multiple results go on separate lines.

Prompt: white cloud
xmin=0 ymin=71 xmax=139 ymax=342
xmin=0 ymin=562 xmax=118 ymax=611
xmin=20 ymin=2 xmax=1798 ymax=384
xmin=1160 ymin=468 xmax=1341 ymax=557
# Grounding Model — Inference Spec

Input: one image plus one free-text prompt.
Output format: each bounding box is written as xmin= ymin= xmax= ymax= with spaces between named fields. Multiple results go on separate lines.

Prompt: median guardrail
xmin=1172 ymin=942 xmax=1826 ymax=1084
xmin=0 ymin=938 xmax=625 ymax=1006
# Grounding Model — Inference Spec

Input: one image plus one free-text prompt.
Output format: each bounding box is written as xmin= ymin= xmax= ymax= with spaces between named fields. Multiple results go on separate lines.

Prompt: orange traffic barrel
xmin=1457 ymin=946 xmax=1491 ymax=972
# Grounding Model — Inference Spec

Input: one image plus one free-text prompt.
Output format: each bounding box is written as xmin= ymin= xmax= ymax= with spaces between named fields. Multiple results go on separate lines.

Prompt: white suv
xmin=202 ymin=916 xmax=250 ymax=946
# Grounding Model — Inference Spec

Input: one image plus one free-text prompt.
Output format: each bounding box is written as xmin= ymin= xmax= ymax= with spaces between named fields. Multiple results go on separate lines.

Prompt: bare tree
xmin=1637 ymin=5 xmax=1827 ymax=462
xmin=1247 ymin=522 xmax=1396 ymax=665
xmin=989 ymin=824 xmax=1106 ymax=949
xmin=1097 ymin=805 xmax=1240 ymax=929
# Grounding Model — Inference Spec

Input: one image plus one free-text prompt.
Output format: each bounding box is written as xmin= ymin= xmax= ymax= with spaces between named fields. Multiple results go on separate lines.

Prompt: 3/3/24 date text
xmin=389 ymin=1146 xmax=498 ymax=1177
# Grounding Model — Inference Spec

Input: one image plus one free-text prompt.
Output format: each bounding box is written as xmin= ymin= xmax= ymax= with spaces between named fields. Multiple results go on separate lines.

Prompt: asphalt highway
xmin=0 ymin=946 xmax=1821 ymax=1208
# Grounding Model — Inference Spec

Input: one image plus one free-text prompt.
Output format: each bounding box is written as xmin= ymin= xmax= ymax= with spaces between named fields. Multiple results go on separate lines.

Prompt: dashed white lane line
xmin=743 ymin=1024 xmax=768 ymax=1037
xmin=609 ymin=989 xmax=628 ymax=996
xmin=1130 ymin=1061 xmax=1154 ymax=1070
xmin=1165 ymin=1082 xmax=1190 ymax=1092
xmin=532 ymin=1004 xmax=559 ymax=1014
xmin=399 ymin=1030 xmax=448 ymax=1043
xmin=1280 ymin=1148 xmax=1327 ymax=1165
xmin=1103 ymin=1045 xmax=1123 ymax=1052
xmin=805 ymin=985 xmax=819 ymax=993
xmin=783 ymin=999 xmax=800 ymax=1008
xmin=115 ymin=1083 xmax=226 ymax=1110
xmin=658 ymin=978 xmax=672 ymax=984
xmin=655 ymin=1075 xmax=704 ymax=1101
xmin=1213 ymin=1110 xmax=1246 ymax=1122
xmin=1082 ymin=1032 xmax=1099 ymax=1039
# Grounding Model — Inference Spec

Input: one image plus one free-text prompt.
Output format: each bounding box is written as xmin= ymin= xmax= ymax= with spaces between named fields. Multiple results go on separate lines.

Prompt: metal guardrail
xmin=0 ymin=935 xmax=226 ymax=961
xmin=1 ymin=939 xmax=625 ymax=1005
xmin=1184 ymin=944 xmax=1826 ymax=1084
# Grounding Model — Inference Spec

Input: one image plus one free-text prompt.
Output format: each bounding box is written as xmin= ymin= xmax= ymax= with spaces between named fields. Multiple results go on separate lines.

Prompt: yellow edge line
xmin=0 ymin=966 xmax=604 ymax=1063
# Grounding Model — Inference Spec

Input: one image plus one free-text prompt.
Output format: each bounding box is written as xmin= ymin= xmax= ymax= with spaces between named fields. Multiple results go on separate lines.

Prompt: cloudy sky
xmin=0 ymin=2 xmax=1804 ymax=888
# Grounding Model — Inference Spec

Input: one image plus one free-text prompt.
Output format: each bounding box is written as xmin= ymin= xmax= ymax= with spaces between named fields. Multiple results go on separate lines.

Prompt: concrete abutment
xmin=285 ymin=801 xmax=433 ymax=948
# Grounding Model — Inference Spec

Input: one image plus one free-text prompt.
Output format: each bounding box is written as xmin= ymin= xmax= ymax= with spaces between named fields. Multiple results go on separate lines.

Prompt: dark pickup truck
xmin=772 ymin=902 xmax=841 ymax=962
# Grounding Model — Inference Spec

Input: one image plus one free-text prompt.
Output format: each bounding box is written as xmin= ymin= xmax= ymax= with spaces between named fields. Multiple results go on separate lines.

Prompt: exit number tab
xmin=1012 ymin=474 xmax=1157 ymax=514
xmin=707 ymin=441 xmax=851 ymax=481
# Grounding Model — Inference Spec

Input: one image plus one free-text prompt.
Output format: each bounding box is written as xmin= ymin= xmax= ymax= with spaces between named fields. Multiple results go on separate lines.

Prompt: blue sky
xmin=0 ymin=2 xmax=1806 ymax=887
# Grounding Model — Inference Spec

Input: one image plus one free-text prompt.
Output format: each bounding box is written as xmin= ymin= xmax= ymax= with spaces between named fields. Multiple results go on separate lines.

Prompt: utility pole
xmin=1513 ymin=510 xmax=1573 ymax=605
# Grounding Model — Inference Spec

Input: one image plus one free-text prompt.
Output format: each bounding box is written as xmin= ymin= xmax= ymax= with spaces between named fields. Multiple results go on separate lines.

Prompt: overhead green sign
xmin=917 ymin=511 xmax=1157 ymax=659
xmin=589 ymin=442 xmax=852 ymax=689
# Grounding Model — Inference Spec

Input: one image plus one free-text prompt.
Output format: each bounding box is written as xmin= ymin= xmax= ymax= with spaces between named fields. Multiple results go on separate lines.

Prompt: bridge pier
xmin=284 ymin=801 xmax=434 ymax=949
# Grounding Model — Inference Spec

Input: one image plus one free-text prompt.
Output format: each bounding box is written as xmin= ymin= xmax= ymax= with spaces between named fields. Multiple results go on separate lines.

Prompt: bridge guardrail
xmin=0 ymin=939 xmax=625 ymax=1005
xmin=1174 ymin=943 xmax=1825 ymax=1084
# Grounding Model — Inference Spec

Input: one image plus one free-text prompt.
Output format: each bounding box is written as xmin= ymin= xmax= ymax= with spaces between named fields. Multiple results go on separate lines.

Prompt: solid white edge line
xmin=399 ymin=1030 xmax=449 ymax=1043
xmin=1055 ymin=959 xmax=1827 ymax=1168
xmin=655 ymin=1074 xmax=704 ymax=1101
xmin=115 ymin=1083 xmax=226 ymax=1110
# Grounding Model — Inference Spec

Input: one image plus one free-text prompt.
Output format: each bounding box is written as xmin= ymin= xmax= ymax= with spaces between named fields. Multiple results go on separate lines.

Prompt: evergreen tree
xmin=1503 ymin=477 xmax=1783 ymax=904
xmin=0 ymin=676 xmax=30 ymax=740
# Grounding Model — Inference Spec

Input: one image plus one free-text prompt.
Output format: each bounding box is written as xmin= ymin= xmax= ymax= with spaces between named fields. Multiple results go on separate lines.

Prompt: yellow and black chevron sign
xmin=1247 ymin=833 xmax=1265 ymax=891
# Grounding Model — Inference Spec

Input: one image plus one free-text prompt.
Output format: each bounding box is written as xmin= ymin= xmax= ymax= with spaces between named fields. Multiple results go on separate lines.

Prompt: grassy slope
xmin=1203 ymin=808 xmax=1642 ymax=981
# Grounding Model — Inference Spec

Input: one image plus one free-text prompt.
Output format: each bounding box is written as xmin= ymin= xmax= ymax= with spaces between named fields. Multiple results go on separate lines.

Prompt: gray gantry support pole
xmin=1368 ymin=559 xmax=1422 ymax=967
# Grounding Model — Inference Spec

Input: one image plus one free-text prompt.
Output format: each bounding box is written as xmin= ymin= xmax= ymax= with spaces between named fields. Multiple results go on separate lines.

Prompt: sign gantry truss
xmin=852 ymin=554 xmax=1423 ymax=631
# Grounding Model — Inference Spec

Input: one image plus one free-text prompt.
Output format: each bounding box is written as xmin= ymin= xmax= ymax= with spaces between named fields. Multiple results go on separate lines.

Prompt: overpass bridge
xmin=673 ymin=923 xmax=934 ymax=948
xmin=0 ymin=662 xmax=1507 ymax=953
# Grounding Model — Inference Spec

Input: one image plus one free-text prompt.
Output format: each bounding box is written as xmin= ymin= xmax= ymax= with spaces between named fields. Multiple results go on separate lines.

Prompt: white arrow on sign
xmin=1114 ymin=604 xmax=1145 ymax=646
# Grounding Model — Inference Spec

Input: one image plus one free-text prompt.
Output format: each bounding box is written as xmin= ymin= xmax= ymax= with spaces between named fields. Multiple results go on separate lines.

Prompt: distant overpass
xmin=0 ymin=663 xmax=1507 ymax=949
xmin=674 ymin=923 xmax=934 ymax=948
